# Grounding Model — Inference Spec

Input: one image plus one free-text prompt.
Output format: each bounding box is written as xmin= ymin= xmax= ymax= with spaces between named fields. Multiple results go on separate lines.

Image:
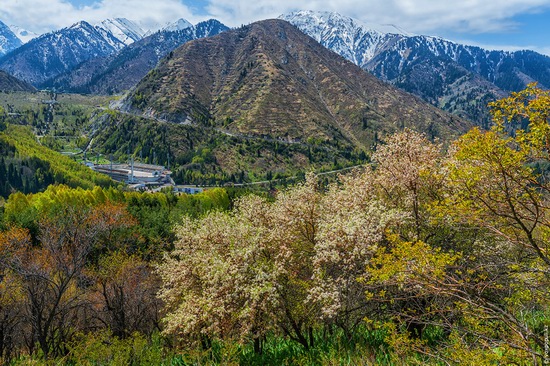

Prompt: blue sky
xmin=2 ymin=0 xmax=550 ymax=55
xmin=439 ymin=8 xmax=550 ymax=55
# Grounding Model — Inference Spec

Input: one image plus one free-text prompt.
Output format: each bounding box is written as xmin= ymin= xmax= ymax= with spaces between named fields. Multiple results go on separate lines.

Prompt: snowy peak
xmin=9 ymin=24 xmax=39 ymax=43
xmin=281 ymin=10 xmax=413 ymax=37
xmin=281 ymin=10 xmax=550 ymax=127
xmin=141 ymin=18 xmax=193 ymax=37
xmin=70 ymin=20 xmax=95 ymax=31
xmin=280 ymin=10 xmax=407 ymax=64
xmin=64 ymin=20 xmax=126 ymax=51
xmin=95 ymin=18 xmax=146 ymax=46
xmin=163 ymin=18 xmax=193 ymax=32
xmin=0 ymin=20 xmax=23 ymax=56
xmin=45 ymin=18 xmax=230 ymax=95
xmin=188 ymin=19 xmax=229 ymax=39
xmin=0 ymin=20 xmax=127 ymax=85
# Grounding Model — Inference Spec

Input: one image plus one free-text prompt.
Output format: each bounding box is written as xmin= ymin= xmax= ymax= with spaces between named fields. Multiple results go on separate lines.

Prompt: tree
xmin=368 ymin=84 xmax=550 ymax=364
xmin=158 ymin=173 xmax=405 ymax=351
xmin=90 ymin=252 xmax=161 ymax=338
xmin=0 ymin=227 xmax=29 ymax=363
xmin=309 ymin=169 xmax=406 ymax=339
xmin=9 ymin=207 xmax=98 ymax=357
xmin=6 ymin=202 xmax=140 ymax=358
xmin=445 ymin=127 xmax=550 ymax=266
xmin=159 ymin=195 xmax=283 ymax=351
xmin=489 ymin=82 xmax=550 ymax=153
xmin=371 ymin=129 xmax=443 ymax=241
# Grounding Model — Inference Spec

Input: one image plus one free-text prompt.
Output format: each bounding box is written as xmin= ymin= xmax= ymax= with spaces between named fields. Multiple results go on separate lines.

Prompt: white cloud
xmin=2 ymin=0 xmax=550 ymax=43
xmin=0 ymin=0 xmax=200 ymax=33
xmin=205 ymin=0 xmax=550 ymax=34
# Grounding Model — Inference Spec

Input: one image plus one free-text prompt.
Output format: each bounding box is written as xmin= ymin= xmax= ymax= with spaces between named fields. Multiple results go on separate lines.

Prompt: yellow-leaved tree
xmin=415 ymin=84 xmax=550 ymax=363
xmin=156 ymin=84 xmax=550 ymax=364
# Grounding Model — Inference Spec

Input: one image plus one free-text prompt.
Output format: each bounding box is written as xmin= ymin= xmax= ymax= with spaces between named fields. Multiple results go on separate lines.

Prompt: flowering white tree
xmin=372 ymin=129 xmax=443 ymax=241
xmin=309 ymin=170 xmax=407 ymax=338
xmin=158 ymin=169 xmax=407 ymax=350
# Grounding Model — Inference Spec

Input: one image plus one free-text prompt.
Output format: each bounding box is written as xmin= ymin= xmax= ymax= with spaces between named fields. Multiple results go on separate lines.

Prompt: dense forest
xmin=1 ymin=85 xmax=550 ymax=365
xmin=0 ymin=124 xmax=115 ymax=198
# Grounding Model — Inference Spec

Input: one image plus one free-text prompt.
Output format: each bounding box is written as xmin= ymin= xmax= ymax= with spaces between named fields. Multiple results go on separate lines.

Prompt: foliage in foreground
xmin=10 ymin=327 xmax=393 ymax=366
xmin=4 ymin=84 xmax=550 ymax=365
xmin=0 ymin=185 xmax=230 ymax=363
xmin=158 ymin=84 xmax=550 ymax=365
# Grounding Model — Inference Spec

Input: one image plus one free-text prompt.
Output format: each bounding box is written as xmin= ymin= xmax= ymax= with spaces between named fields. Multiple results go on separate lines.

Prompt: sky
xmin=2 ymin=0 xmax=550 ymax=55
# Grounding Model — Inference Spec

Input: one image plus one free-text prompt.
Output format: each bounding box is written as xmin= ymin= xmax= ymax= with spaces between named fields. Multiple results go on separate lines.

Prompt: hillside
xmin=0 ymin=70 xmax=35 ymax=92
xmin=0 ymin=123 xmax=114 ymax=198
xmin=124 ymin=19 xmax=469 ymax=151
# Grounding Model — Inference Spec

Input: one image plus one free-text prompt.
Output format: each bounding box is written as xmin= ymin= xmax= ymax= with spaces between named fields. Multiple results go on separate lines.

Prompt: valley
xmin=0 ymin=7 xmax=549 ymax=366
xmin=0 ymin=18 xmax=471 ymax=190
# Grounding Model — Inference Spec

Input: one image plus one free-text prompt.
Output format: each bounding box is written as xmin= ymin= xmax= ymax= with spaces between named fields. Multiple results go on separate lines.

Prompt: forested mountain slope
xmin=124 ymin=19 xmax=469 ymax=151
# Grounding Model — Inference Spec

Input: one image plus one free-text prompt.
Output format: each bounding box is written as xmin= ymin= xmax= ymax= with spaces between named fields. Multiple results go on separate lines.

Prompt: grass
xmin=8 ymin=327 xmax=396 ymax=366
xmin=167 ymin=327 xmax=394 ymax=366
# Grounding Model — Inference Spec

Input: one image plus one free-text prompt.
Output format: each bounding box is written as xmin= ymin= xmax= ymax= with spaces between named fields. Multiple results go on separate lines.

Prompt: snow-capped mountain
xmin=281 ymin=10 xmax=550 ymax=126
xmin=95 ymin=18 xmax=146 ymax=46
xmin=8 ymin=24 xmax=39 ymax=43
xmin=281 ymin=10 xmax=410 ymax=64
xmin=141 ymin=18 xmax=193 ymax=37
xmin=162 ymin=18 xmax=193 ymax=32
xmin=45 ymin=19 xmax=229 ymax=94
xmin=0 ymin=20 xmax=22 ymax=56
xmin=0 ymin=21 xmax=126 ymax=85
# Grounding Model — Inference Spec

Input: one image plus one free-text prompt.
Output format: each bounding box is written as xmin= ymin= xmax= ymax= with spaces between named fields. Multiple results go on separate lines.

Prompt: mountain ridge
xmin=0 ymin=20 xmax=126 ymax=86
xmin=0 ymin=20 xmax=23 ymax=57
xmin=95 ymin=18 xmax=147 ymax=46
xmin=280 ymin=10 xmax=550 ymax=126
xmin=0 ymin=70 xmax=35 ymax=92
xmin=45 ymin=19 xmax=230 ymax=94
xmin=123 ymin=19 xmax=469 ymax=150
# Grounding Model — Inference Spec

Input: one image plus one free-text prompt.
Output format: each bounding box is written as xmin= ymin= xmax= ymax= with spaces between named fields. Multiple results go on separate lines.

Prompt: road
xmin=94 ymin=106 xmax=371 ymax=189
xmin=200 ymin=164 xmax=370 ymax=188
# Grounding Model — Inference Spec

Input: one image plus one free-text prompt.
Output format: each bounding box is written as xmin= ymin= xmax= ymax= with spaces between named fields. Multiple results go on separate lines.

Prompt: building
xmin=92 ymin=162 xmax=171 ymax=185
xmin=174 ymin=186 xmax=204 ymax=195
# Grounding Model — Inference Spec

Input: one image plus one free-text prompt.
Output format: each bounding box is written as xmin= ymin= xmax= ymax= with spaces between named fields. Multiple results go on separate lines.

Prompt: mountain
xmin=8 ymin=24 xmax=39 ymax=43
xmin=0 ymin=21 xmax=126 ymax=86
xmin=163 ymin=18 xmax=193 ymax=32
xmin=45 ymin=19 xmax=229 ymax=95
xmin=0 ymin=20 xmax=23 ymax=57
xmin=123 ymin=19 xmax=468 ymax=150
xmin=281 ymin=10 xmax=550 ymax=126
xmin=0 ymin=70 xmax=35 ymax=92
xmin=95 ymin=18 xmax=146 ymax=45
